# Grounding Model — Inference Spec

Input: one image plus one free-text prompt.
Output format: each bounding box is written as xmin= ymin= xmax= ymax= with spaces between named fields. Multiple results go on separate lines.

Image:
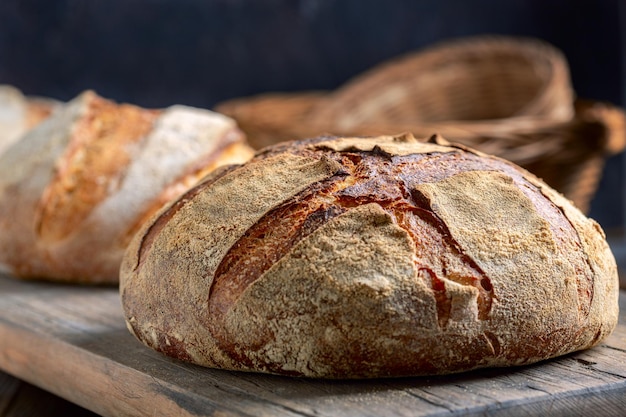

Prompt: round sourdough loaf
xmin=120 ymin=133 xmax=619 ymax=378
xmin=0 ymin=91 xmax=254 ymax=283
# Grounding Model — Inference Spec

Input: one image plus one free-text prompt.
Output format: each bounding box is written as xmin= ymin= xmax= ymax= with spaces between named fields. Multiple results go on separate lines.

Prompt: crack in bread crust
xmin=207 ymin=149 xmax=504 ymax=362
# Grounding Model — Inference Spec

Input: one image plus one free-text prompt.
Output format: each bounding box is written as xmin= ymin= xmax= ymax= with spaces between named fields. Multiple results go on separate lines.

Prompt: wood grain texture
xmin=0 ymin=271 xmax=626 ymax=416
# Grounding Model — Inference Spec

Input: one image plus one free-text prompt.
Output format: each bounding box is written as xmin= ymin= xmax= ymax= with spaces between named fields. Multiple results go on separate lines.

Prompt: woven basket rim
xmin=308 ymin=35 xmax=574 ymax=126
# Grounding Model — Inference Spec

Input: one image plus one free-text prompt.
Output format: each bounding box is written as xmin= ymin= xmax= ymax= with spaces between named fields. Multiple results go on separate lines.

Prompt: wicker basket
xmin=215 ymin=91 xmax=328 ymax=150
xmin=309 ymin=36 xmax=574 ymax=127
xmin=215 ymin=36 xmax=626 ymax=213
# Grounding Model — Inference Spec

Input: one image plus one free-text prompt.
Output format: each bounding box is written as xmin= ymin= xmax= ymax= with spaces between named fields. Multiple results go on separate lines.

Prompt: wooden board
xmin=1 ymin=272 xmax=626 ymax=417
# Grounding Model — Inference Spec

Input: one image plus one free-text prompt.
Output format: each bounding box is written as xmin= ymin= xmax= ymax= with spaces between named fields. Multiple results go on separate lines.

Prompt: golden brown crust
xmin=120 ymin=133 xmax=619 ymax=378
xmin=0 ymin=91 xmax=254 ymax=283
xmin=36 ymin=94 xmax=161 ymax=242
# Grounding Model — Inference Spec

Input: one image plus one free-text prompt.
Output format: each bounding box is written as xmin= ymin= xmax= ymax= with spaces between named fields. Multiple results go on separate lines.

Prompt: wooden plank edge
xmin=0 ymin=319 xmax=307 ymax=417
xmin=458 ymin=383 xmax=626 ymax=417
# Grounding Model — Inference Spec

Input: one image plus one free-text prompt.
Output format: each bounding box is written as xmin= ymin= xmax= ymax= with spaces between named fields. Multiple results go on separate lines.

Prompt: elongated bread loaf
xmin=120 ymin=133 xmax=618 ymax=378
xmin=0 ymin=91 xmax=254 ymax=283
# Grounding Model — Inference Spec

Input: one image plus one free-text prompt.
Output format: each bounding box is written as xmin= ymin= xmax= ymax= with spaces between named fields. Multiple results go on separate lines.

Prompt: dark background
xmin=0 ymin=0 xmax=623 ymax=230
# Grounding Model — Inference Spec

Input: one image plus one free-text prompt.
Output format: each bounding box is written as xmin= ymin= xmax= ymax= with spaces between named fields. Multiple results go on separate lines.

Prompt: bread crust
xmin=0 ymin=85 xmax=59 ymax=156
xmin=120 ymin=133 xmax=618 ymax=378
xmin=0 ymin=91 xmax=254 ymax=283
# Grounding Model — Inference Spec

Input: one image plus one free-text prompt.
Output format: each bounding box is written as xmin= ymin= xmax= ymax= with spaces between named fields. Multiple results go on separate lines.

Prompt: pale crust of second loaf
xmin=120 ymin=133 xmax=619 ymax=378
xmin=0 ymin=91 xmax=254 ymax=283
xmin=0 ymin=85 xmax=59 ymax=157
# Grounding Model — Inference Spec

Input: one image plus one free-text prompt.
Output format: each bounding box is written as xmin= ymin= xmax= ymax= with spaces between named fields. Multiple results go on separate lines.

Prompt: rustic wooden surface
xmin=1 ymin=272 xmax=626 ymax=417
